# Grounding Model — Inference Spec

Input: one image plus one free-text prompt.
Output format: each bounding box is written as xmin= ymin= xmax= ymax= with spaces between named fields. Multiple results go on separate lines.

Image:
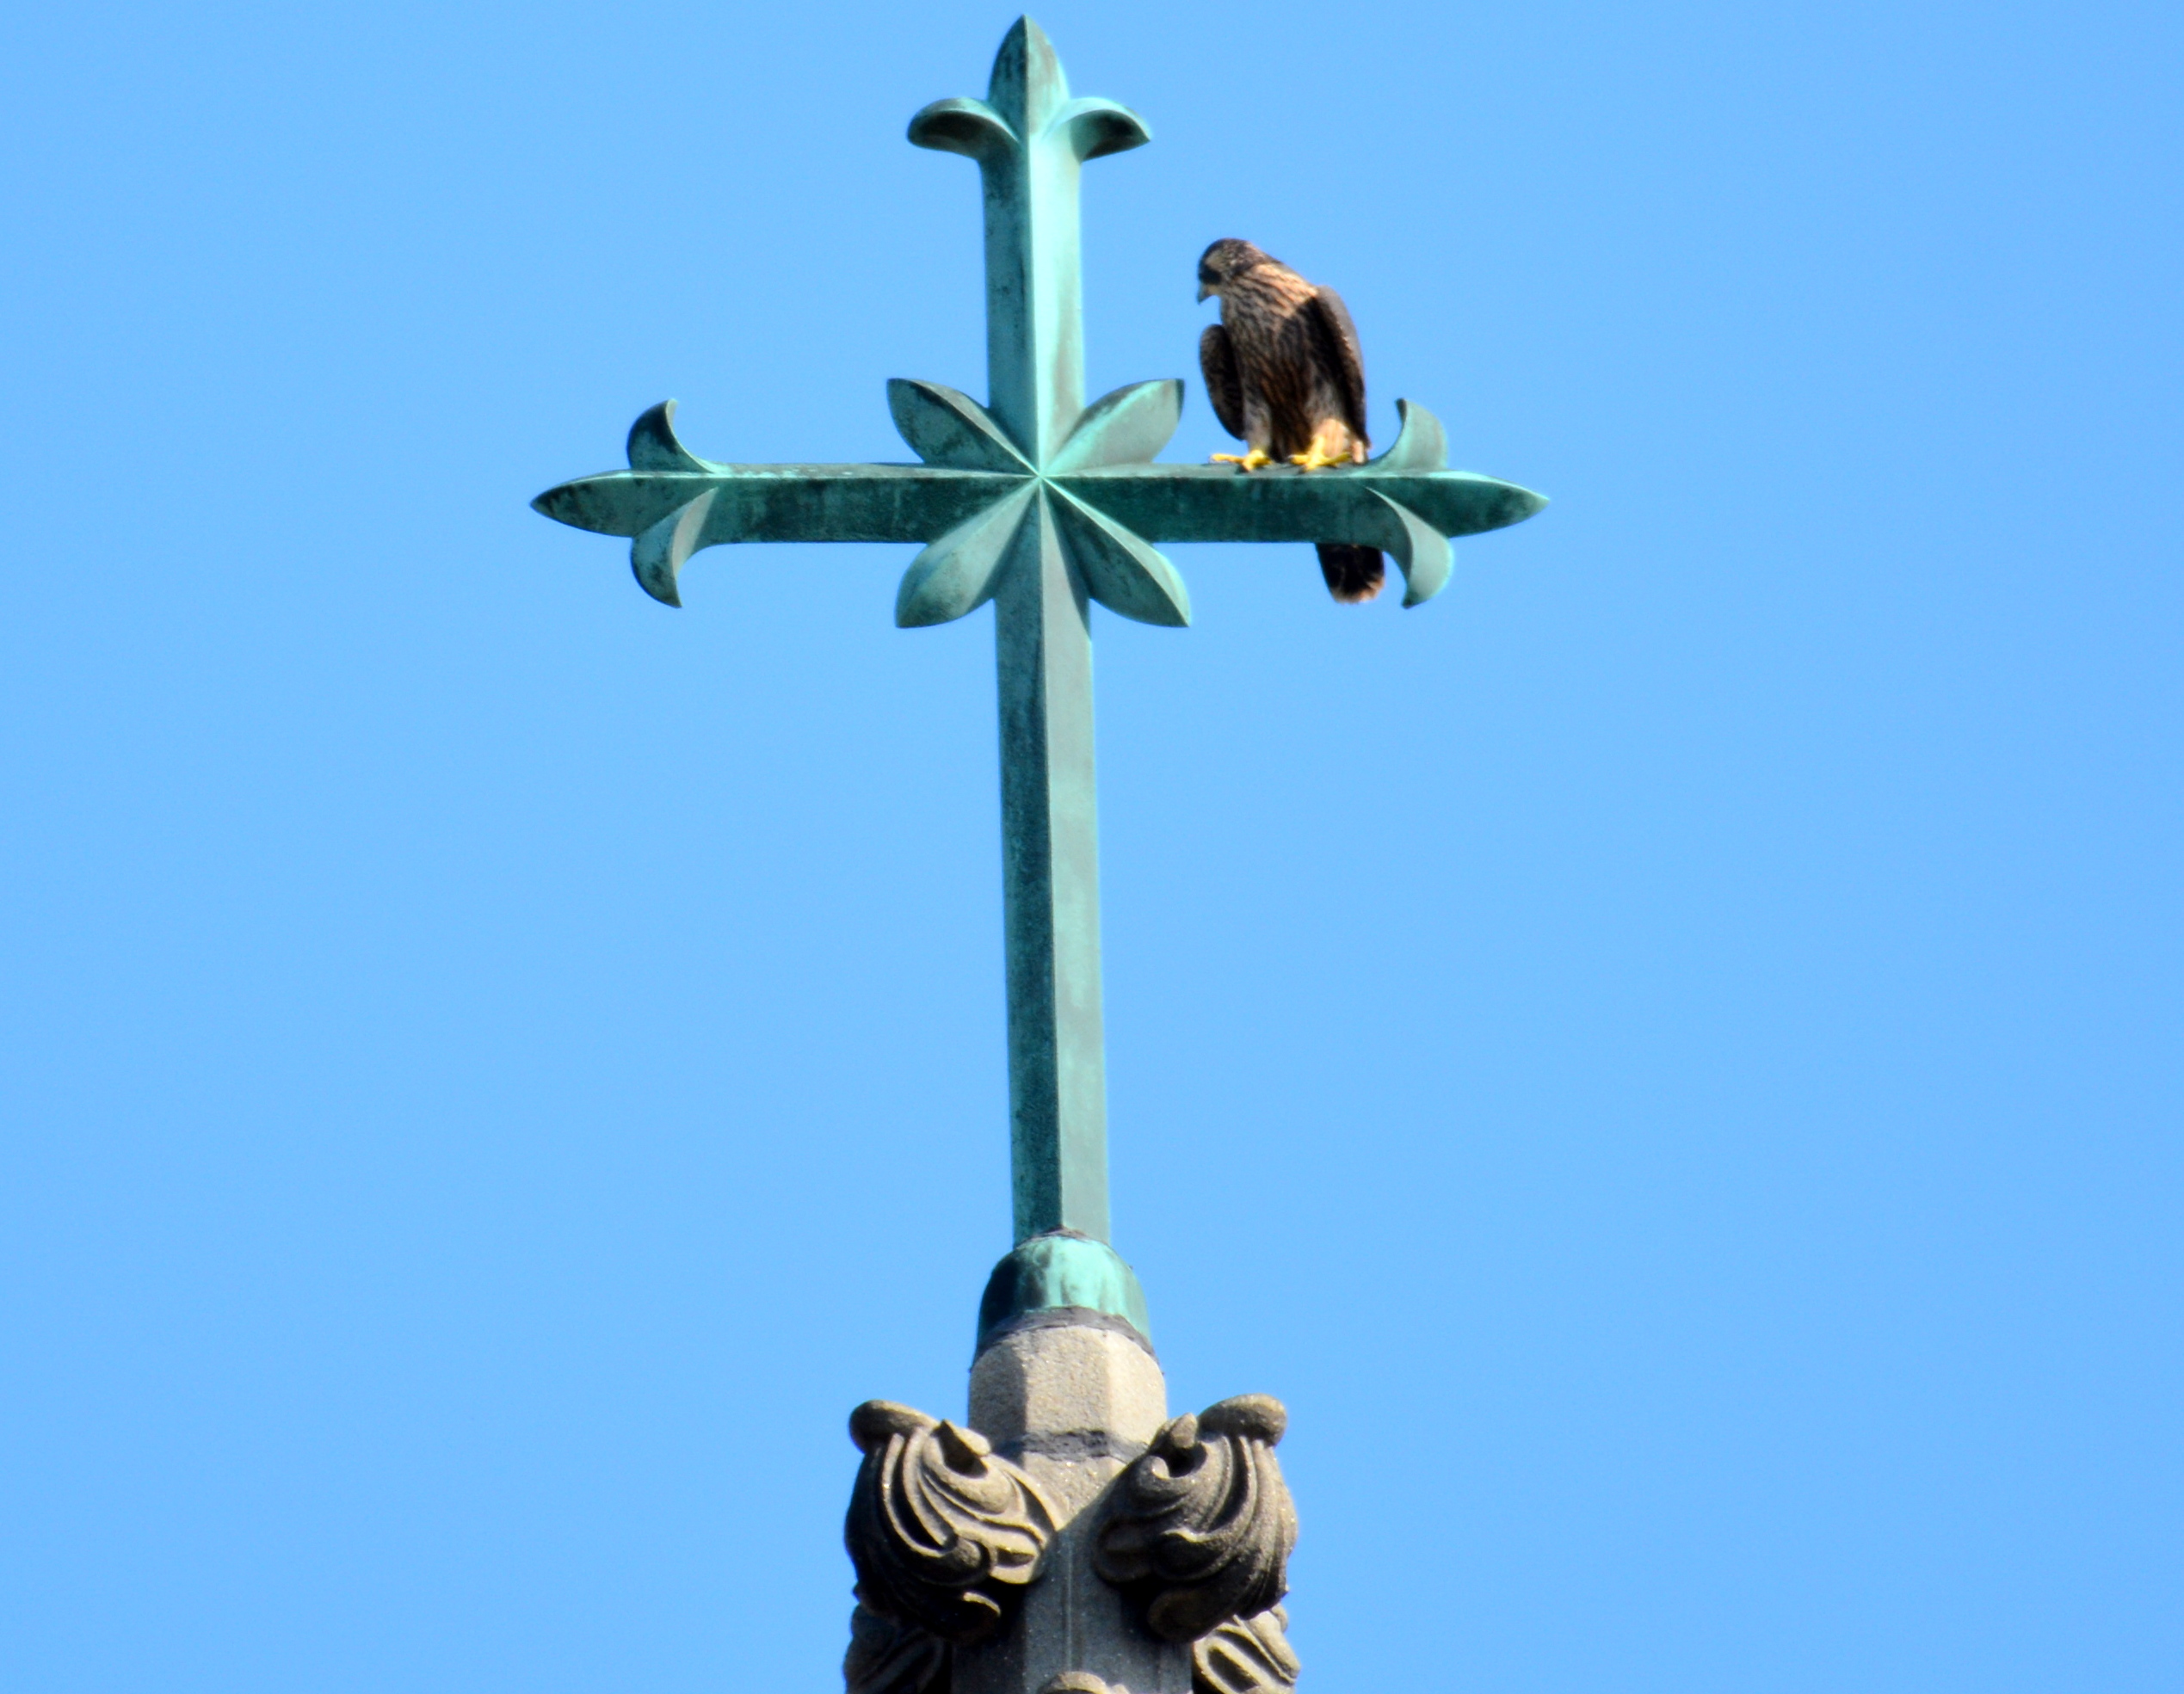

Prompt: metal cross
xmin=533 ymin=17 xmax=1545 ymax=1344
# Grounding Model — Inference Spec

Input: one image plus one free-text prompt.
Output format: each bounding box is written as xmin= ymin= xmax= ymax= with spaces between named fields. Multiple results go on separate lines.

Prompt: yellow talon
xmin=1212 ymin=447 xmax=1274 ymax=471
xmin=1287 ymin=442 xmax=1348 ymax=471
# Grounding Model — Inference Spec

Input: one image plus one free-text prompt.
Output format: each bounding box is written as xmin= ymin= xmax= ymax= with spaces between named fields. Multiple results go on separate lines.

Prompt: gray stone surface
xmin=844 ymin=1602 xmax=951 ymax=1694
xmin=843 ymin=1400 xmax=1056 ymax=1646
xmin=1093 ymin=1396 xmax=1296 ymax=1644
xmin=955 ymin=1315 xmax=1190 ymax=1694
xmin=1190 ymin=1610 xmax=1299 ymax=1694
xmin=842 ymin=1321 xmax=1298 ymax=1694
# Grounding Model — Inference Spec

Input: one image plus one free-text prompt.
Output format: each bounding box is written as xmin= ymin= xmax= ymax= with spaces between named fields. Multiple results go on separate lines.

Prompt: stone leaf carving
xmin=844 ymin=1602 xmax=951 ymax=1694
xmin=846 ymin=1399 xmax=1060 ymax=1648
xmin=1093 ymin=1394 xmax=1298 ymax=1644
xmin=1192 ymin=1608 xmax=1299 ymax=1694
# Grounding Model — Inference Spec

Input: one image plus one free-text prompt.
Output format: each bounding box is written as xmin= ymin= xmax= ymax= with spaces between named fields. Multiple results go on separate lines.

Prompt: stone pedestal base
xmin=956 ymin=1315 xmax=1189 ymax=1694
xmin=841 ymin=1252 xmax=1298 ymax=1694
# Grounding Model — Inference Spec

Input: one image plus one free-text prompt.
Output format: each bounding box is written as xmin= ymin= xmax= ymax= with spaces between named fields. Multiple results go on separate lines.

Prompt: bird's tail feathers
xmin=1317 ymin=544 xmax=1385 ymax=605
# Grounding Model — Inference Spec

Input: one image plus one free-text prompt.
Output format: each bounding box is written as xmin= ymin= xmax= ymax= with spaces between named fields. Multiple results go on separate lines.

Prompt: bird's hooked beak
xmin=1196 ymin=280 xmax=1215 ymax=303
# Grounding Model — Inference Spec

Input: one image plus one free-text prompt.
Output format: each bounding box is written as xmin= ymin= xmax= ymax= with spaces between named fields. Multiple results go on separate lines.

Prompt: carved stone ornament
xmin=844 ymin=1601 xmax=952 ymax=1694
xmin=1092 ymin=1395 xmax=1298 ymax=1644
xmin=845 ymin=1399 xmax=1061 ymax=1650
xmin=1192 ymin=1609 xmax=1299 ymax=1694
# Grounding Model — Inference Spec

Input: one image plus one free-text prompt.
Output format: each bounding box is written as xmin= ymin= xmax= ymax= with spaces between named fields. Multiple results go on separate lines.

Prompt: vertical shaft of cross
xmin=994 ymin=496 xmax=1108 ymax=1244
xmin=944 ymin=20 xmax=1109 ymax=1242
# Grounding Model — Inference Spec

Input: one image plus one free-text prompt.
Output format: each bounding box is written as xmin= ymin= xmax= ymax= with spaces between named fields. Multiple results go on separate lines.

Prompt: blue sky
xmin=2 ymin=3 xmax=2177 ymax=1690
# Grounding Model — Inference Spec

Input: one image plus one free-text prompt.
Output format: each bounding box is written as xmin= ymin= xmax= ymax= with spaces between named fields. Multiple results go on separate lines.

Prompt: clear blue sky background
xmin=3 ymin=3 xmax=2177 ymax=1690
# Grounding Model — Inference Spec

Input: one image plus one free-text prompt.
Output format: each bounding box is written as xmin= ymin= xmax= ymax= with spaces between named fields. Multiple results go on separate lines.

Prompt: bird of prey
xmin=1195 ymin=238 xmax=1384 ymax=604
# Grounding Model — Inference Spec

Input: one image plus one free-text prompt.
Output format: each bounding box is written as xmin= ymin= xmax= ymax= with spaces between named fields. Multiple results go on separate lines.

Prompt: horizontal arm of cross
xmin=534 ymin=458 xmax=1013 ymax=549
xmin=532 ymin=380 xmax=1545 ymax=614
xmin=1062 ymin=461 xmax=1545 ymax=545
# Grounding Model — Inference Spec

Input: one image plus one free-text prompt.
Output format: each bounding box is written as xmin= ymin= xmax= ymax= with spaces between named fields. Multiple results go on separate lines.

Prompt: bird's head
xmin=1196 ymin=238 xmax=1271 ymax=301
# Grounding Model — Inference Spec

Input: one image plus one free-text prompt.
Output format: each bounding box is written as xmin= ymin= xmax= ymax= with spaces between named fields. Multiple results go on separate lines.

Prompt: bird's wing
xmin=1304 ymin=286 xmax=1369 ymax=446
xmin=1199 ymin=322 xmax=1247 ymax=440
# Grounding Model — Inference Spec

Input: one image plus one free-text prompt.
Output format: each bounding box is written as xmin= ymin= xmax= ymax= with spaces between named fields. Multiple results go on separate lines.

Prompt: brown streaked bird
xmin=1196 ymin=238 xmax=1384 ymax=604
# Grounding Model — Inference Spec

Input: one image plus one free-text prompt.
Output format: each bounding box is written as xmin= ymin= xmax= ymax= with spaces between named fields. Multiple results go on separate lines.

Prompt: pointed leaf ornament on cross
xmin=534 ymin=18 xmax=1545 ymax=1346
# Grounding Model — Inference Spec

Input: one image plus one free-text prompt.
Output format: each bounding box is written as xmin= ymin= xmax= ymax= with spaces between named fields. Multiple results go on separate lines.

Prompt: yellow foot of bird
xmin=1287 ymin=442 xmax=1349 ymax=471
xmin=1212 ymin=447 xmax=1274 ymax=471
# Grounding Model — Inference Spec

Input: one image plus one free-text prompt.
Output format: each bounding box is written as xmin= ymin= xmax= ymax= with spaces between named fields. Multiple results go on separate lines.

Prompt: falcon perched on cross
xmin=1196 ymin=237 xmax=1385 ymax=604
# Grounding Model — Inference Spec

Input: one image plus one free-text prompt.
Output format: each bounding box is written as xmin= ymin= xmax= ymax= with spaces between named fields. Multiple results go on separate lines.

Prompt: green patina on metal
xmin=532 ymin=18 xmax=1545 ymax=1343
xmin=977 ymin=1232 xmax=1153 ymax=1354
